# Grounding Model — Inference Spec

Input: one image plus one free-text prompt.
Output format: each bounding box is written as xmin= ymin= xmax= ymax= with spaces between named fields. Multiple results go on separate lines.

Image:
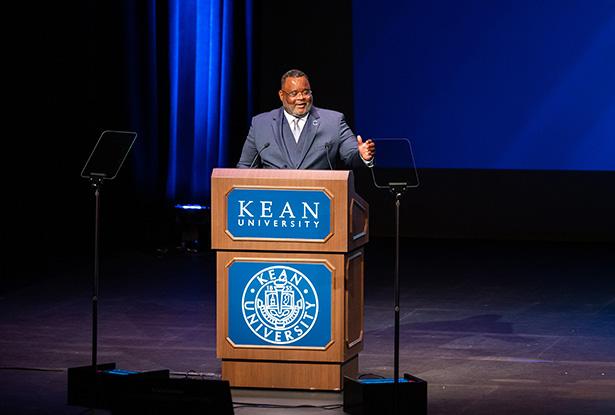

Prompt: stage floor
xmin=1 ymin=238 xmax=614 ymax=414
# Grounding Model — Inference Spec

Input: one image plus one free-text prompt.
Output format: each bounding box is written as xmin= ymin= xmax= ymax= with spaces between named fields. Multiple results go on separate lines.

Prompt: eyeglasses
xmin=281 ymin=89 xmax=312 ymax=98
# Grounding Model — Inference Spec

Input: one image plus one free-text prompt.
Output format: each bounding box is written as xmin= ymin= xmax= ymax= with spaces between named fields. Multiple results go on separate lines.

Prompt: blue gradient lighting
xmin=353 ymin=0 xmax=615 ymax=171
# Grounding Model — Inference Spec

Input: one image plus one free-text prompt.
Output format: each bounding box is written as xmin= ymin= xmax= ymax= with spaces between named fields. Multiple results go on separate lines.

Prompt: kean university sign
xmin=226 ymin=188 xmax=332 ymax=241
xmin=227 ymin=261 xmax=332 ymax=348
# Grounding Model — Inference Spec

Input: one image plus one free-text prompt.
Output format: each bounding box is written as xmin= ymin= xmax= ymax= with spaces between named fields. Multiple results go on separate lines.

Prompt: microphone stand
xmin=249 ymin=142 xmax=271 ymax=168
xmin=325 ymin=143 xmax=334 ymax=170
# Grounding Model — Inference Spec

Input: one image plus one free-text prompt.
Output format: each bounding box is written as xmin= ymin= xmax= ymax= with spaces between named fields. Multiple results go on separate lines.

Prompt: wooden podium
xmin=211 ymin=168 xmax=368 ymax=390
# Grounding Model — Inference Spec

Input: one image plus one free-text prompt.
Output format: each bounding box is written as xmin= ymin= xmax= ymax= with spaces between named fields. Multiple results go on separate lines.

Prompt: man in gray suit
xmin=237 ymin=69 xmax=375 ymax=169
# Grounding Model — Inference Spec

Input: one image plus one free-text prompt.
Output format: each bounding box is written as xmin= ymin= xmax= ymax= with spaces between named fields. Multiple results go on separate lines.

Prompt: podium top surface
xmin=212 ymin=168 xmax=351 ymax=181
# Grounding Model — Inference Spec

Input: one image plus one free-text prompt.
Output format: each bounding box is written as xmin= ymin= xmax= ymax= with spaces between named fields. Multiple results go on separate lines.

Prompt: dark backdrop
xmin=6 ymin=2 xmax=96 ymax=284
xmin=4 ymin=1 xmax=613 ymax=287
xmin=251 ymin=0 xmax=354 ymax=125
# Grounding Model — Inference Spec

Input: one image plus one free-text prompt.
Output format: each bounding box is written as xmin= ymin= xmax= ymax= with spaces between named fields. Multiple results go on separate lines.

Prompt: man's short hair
xmin=281 ymin=69 xmax=308 ymax=89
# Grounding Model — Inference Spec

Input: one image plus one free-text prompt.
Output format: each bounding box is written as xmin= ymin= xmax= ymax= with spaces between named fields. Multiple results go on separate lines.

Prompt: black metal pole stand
xmin=84 ymin=177 xmax=104 ymax=413
xmin=90 ymin=177 xmax=104 ymax=372
xmin=390 ymin=185 xmax=406 ymax=414
xmin=370 ymin=167 xmax=414 ymax=414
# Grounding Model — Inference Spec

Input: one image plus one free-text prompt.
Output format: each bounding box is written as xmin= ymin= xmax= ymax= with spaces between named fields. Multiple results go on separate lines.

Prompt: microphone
xmin=324 ymin=142 xmax=333 ymax=170
xmin=249 ymin=142 xmax=270 ymax=168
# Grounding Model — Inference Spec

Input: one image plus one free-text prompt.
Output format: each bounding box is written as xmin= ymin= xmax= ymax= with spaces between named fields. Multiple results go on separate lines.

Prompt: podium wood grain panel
xmin=221 ymin=356 xmax=358 ymax=391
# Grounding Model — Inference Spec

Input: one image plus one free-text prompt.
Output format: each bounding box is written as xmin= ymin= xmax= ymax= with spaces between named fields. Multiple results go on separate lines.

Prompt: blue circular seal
xmin=241 ymin=265 xmax=319 ymax=345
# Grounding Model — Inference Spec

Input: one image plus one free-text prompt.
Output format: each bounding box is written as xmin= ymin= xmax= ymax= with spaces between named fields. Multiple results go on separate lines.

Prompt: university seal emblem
xmin=241 ymin=265 xmax=319 ymax=345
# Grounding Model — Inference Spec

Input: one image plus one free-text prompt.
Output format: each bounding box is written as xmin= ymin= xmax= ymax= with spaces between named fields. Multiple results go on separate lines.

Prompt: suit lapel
xmin=296 ymin=108 xmax=320 ymax=169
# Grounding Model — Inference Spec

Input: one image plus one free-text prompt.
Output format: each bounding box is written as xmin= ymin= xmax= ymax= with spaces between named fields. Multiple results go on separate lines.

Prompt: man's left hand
xmin=357 ymin=135 xmax=376 ymax=161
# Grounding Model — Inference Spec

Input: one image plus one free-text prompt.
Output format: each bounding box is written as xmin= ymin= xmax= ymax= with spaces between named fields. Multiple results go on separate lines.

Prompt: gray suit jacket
xmin=237 ymin=107 xmax=364 ymax=169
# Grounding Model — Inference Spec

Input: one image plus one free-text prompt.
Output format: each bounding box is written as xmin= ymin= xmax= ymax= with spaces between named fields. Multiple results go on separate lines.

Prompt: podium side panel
xmin=349 ymin=195 xmax=369 ymax=251
xmin=345 ymin=249 xmax=364 ymax=359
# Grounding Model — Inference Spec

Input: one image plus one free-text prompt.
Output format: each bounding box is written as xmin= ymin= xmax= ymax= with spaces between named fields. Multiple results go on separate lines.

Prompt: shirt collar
xmin=283 ymin=110 xmax=309 ymax=125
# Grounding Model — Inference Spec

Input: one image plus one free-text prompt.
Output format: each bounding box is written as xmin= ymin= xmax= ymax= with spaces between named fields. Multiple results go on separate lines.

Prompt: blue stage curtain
xmin=122 ymin=0 xmax=251 ymax=206
xmin=167 ymin=0 xmax=235 ymax=202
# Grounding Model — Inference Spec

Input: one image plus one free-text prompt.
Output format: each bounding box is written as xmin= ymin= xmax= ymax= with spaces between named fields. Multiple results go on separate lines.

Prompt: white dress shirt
xmin=283 ymin=110 xmax=308 ymax=142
